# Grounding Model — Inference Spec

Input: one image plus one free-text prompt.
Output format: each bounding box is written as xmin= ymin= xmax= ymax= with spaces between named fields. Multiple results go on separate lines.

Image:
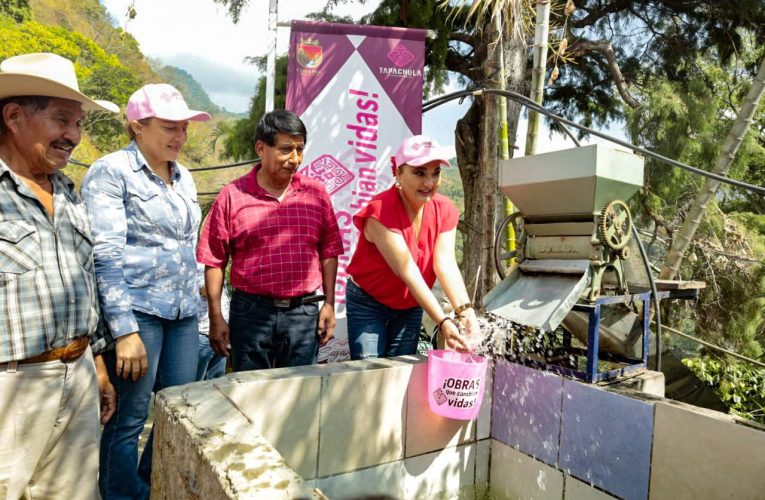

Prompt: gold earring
xmin=395 ymin=181 xmax=401 ymax=189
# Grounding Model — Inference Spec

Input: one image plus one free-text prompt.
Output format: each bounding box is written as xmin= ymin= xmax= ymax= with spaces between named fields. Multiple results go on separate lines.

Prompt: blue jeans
xmin=197 ymin=334 xmax=226 ymax=380
xmin=346 ymin=279 xmax=424 ymax=360
xmin=228 ymin=291 xmax=319 ymax=372
xmin=99 ymin=311 xmax=198 ymax=500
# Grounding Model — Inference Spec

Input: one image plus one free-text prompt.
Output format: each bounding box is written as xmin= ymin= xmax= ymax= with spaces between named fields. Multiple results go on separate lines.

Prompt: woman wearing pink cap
xmin=346 ymin=134 xmax=480 ymax=359
xmin=81 ymin=83 xmax=210 ymax=499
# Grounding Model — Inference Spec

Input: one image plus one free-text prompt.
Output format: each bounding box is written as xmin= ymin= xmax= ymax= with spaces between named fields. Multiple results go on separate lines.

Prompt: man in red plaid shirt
xmin=197 ymin=110 xmax=344 ymax=371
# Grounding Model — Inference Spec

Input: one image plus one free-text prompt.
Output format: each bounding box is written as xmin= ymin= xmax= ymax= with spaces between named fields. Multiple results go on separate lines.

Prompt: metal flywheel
xmin=599 ymin=200 xmax=632 ymax=250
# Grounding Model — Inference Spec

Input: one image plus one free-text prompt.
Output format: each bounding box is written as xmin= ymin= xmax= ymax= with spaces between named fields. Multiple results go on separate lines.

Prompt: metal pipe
xmin=265 ymin=0 xmax=278 ymax=112
xmin=657 ymin=323 xmax=765 ymax=370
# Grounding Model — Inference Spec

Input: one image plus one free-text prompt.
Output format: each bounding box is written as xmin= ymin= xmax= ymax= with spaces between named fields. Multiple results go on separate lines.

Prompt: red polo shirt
xmin=347 ymin=186 xmax=459 ymax=310
xmin=197 ymin=164 xmax=344 ymax=298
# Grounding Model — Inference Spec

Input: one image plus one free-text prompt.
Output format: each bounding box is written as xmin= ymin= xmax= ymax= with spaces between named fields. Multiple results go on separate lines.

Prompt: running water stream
xmin=464 ymin=313 xmax=578 ymax=369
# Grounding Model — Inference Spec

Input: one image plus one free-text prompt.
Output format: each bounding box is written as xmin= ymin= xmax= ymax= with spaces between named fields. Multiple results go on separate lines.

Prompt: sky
xmin=100 ymin=0 xmax=625 ymax=158
xmin=101 ymin=0 xmax=380 ymax=112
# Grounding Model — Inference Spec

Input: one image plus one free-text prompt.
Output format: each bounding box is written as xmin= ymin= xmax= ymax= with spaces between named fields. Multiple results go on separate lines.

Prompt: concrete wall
xmin=153 ymin=355 xmax=491 ymax=499
xmin=151 ymin=374 xmax=314 ymax=499
xmin=153 ymin=356 xmax=765 ymax=500
xmin=491 ymin=359 xmax=765 ymax=500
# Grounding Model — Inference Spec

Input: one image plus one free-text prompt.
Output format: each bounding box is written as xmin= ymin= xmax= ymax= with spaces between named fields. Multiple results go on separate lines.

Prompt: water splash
xmin=465 ymin=312 xmax=564 ymax=364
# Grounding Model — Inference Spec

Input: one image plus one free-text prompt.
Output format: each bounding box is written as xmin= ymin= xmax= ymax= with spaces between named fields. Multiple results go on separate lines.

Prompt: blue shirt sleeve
xmin=81 ymin=160 xmax=139 ymax=338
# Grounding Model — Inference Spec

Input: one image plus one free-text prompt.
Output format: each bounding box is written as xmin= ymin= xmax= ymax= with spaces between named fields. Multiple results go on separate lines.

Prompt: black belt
xmin=234 ymin=290 xmax=326 ymax=308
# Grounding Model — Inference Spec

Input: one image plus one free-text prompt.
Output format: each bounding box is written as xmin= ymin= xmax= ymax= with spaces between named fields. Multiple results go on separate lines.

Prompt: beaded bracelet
xmin=454 ymin=302 xmax=473 ymax=316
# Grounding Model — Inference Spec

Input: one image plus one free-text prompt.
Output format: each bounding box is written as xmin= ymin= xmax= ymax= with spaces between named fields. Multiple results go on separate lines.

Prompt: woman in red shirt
xmin=346 ymin=135 xmax=480 ymax=359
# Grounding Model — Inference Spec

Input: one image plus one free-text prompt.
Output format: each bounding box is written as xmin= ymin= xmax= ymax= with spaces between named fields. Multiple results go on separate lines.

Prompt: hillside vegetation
xmin=1 ymin=0 xmax=247 ymax=194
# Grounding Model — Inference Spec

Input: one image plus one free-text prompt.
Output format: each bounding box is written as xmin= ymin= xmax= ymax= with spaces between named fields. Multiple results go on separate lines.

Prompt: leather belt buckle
xmin=20 ymin=336 xmax=89 ymax=364
xmin=273 ymin=298 xmax=291 ymax=308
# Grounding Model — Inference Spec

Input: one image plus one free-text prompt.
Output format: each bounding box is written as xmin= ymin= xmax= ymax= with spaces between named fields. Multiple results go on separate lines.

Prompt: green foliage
xmin=439 ymin=160 xmax=465 ymax=262
xmin=358 ymin=0 xmax=453 ymax=95
xmin=628 ymin=34 xmax=765 ymax=225
xmin=627 ymin=76 xmax=717 ymax=225
xmin=211 ymin=0 xmax=248 ymax=24
xmin=30 ymin=0 xmax=157 ymax=83
xmin=1 ymin=0 xmax=30 ymax=22
xmin=683 ymin=358 xmax=765 ymax=424
xmin=5 ymin=0 xmax=223 ymax=158
xmin=548 ymin=1 xmax=765 ymax=134
xmin=625 ymin=33 xmax=765 ymax=357
xmin=214 ymin=0 xmax=483 ymax=96
xmin=688 ymin=251 xmax=765 ymax=360
xmin=659 ymin=207 xmax=765 ymax=361
xmin=0 ymin=16 xmax=142 ymax=150
xmin=220 ymin=54 xmax=287 ymax=160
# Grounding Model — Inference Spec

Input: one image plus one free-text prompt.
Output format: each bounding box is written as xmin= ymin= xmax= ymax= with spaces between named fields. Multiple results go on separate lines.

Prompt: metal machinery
xmin=485 ymin=144 xmax=701 ymax=382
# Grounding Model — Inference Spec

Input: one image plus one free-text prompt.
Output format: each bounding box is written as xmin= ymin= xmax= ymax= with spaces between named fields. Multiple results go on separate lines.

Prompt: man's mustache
xmin=51 ymin=139 xmax=77 ymax=150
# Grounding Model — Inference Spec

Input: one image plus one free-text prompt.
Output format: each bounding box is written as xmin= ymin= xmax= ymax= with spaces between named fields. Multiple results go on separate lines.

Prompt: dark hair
xmin=0 ymin=96 xmax=51 ymax=134
xmin=255 ymin=109 xmax=307 ymax=146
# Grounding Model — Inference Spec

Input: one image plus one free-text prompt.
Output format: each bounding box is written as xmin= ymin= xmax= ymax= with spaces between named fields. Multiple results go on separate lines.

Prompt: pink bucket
xmin=427 ymin=350 xmax=488 ymax=420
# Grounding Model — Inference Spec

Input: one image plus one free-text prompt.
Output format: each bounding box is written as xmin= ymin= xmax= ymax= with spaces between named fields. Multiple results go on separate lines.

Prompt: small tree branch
xmin=444 ymin=48 xmax=474 ymax=79
xmin=572 ymin=0 xmax=633 ymax=28
xmin=449 ymin=31 xmax=475 ymax=46
xmin=640 ymin=194 xmax=674 ymax=241
xmin=571 ymin=39 xmax=642 ymax=109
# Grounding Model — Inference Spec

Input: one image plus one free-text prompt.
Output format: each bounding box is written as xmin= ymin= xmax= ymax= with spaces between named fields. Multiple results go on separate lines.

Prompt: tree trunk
xmin=456 ymin=21 xmax=526 ymax=306
xmin=457 ymin=96 xmax=497 ymax=307
xmin=660 ymin=57 xmax=765 ymax=280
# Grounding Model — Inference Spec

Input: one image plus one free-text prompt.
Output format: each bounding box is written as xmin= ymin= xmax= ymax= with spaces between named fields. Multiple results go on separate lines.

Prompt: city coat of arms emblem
xmin=297 ymin=40 xmax=323 ymax=68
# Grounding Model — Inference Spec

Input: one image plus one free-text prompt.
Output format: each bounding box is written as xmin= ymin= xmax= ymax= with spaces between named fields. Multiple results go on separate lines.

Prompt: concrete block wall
xmin=151 ymin=378 xmax=314 ymax=499
xmin=153 ymin=355 xmax=491 ymax=499
xmin=491 ymin=359 xmax=765 ymax=500
xmin=650 ymin=401 xmax=765 ymax=500
xmin=153 ymin=355 xmax=765 ymax=499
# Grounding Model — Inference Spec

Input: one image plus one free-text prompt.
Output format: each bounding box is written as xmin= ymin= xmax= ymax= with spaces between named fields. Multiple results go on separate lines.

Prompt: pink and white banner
xmin=287 ymin=20 xmax=426 ymax=362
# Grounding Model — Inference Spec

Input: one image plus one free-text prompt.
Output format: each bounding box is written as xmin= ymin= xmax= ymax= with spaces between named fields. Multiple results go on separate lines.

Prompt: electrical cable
xmin=632 ymin=224 xmax=662 ymax=372
xmin=187 ymin=159 xmax=258 ymax=172
xmin=69 ymin=87 xmax=765 ymax=196
xmin=423 ymin=89 xmax=583 ymax=146
xmin=656 ymin=322 xmax=765 ymax=370
xmin=65 ymin=87 xmax=762 ymax=374
xmin=68 ymin=157 xmax=259 ymax=172
xmin=422 ymin=88 xmax=765 ymax=195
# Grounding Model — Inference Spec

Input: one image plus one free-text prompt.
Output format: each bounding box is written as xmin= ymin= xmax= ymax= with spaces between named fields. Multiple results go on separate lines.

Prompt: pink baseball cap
xmin=393 ymin=134 xmax=452 ymax=169
xmin=126 ymin=83 xmax=211 ymax=122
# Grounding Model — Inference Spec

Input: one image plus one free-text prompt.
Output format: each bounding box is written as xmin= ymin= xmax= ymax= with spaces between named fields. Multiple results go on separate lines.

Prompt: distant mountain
xmin=29 ymin=0 xmax=157 ymax=83
xmin=155 ymin=64 xmax=221 ymax=115
xmin=2 ymin=0 xmax=227 ymax=166
xmin=26 ymin=0 xmax=224 ymax=115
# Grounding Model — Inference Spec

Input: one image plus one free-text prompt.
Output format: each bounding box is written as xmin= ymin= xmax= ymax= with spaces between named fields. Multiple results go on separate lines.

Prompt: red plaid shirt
xmin=197 ymin=165 xmax=344 ymax=298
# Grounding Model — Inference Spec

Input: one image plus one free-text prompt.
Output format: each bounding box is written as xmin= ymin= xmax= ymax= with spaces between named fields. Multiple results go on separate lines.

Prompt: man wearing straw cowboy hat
xmin=0 ymin=53 xmax=119 ymax=499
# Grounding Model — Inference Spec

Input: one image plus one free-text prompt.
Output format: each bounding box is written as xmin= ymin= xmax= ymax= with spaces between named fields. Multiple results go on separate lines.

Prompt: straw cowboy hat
xmin=0 ymin=53 xmax=119 ymax=113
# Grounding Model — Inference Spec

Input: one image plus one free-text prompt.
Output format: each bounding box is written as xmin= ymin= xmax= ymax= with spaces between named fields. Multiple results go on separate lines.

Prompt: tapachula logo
xmin=380 ymin=43 xmax=422 ymax=78
xmin=387 ymin=43 xmax=415 ymax=68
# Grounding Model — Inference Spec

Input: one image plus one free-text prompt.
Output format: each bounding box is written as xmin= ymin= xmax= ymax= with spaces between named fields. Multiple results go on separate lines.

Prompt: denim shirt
xmin=81 ymin=141 xmax=201 ymax=339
